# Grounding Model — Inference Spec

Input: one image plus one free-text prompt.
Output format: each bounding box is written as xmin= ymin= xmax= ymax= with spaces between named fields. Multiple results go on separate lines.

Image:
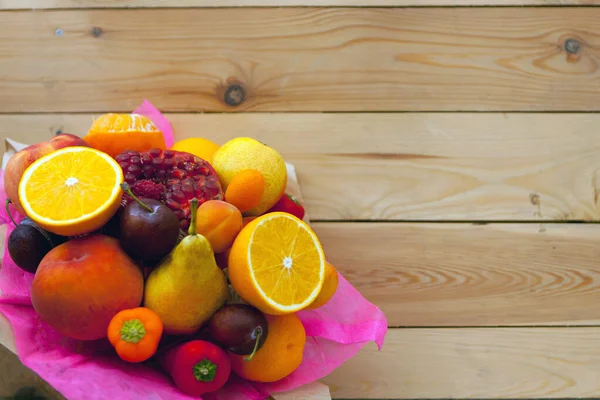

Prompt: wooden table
xmin=3 ymin=1 xmax=600 ymax=399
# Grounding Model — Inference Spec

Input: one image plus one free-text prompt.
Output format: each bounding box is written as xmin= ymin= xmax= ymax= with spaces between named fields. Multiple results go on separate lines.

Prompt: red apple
xmin=4 ymin=133 xmax=89 ymax=215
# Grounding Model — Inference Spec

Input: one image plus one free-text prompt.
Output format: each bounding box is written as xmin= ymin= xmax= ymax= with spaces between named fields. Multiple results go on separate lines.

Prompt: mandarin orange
xmin=85 ymin=113 xmax=166 ymax=157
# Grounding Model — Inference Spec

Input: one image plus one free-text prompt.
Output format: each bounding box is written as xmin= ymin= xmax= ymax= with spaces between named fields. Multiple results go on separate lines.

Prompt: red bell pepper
xmin=159 ymin=340 xmax=231 ymax=396
xmin=267 ymin=193 xmax=305 ymax=220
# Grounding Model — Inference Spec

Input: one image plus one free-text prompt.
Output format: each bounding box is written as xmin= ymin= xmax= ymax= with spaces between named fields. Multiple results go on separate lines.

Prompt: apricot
xmin=4 ymin=133 xmax=89 ymax=215
xmin=31 ymin=234 xmax=144 ymax=341
xmin=195 ymin=200 xmax=242 ymax=254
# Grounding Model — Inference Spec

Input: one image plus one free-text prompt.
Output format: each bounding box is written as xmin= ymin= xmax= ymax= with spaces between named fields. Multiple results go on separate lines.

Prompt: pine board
xmin=2 ymin=8 xmax=600 ymax=112
xmin=323 ymin=327 xmax=600 ymax=399
xmin=1 ymin=0 xmax=599 ymax=8
xmin=3 ymin=113 xmax=600 ymax=221
xmin=313 ymin=222 xmax=600 ymax=327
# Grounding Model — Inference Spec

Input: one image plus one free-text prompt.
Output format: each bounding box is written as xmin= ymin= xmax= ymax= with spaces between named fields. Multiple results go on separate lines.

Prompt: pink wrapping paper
xmin=0 ymin=100 xmax=388 ymax=400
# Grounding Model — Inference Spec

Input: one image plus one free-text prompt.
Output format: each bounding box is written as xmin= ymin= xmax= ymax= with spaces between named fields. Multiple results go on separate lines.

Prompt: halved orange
xmin=228 ymin=212 xmax=326 ymax=315
xmin=18 ymin=146 xmax=124 ymax=237
xmin=84 ymin=113 xmax=166 ymax=157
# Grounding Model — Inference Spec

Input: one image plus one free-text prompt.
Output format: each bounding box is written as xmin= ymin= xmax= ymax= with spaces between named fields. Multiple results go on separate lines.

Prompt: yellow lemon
xmin=211 ymin=137 xmax=287 ymax=216
xmin=170 ymin=137 xmax=220 ymax=163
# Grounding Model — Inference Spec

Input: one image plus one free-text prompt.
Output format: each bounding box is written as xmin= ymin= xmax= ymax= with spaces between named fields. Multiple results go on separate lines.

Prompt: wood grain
xmin=3 ymin=113 xmax=600 ymax=221
xmin=2 ymin=8 xmax=600 ymax=112
xmin=323 ymin=327 xmax=600 ymax=399
xmin=2 ymin=0 xmax=599 ymax=8
xmin=313 ymin=222 xmax=600 ymax=327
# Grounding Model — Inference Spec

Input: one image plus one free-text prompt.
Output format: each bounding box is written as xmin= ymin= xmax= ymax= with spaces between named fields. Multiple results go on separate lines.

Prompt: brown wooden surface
xmin=2 ymin=0 xmax=599 ymax=7
xmin=314 ymin=222 xmax=600 ymax=327
xmin=2 ymin=2 xmax=600 ymax=399
xmin=4 ymin=113 xmax=600 ymax=222
xmin=323 ymin=328 xmax=600 ymax=399
xmin=2 ymin=8 xmax=600 ymax=113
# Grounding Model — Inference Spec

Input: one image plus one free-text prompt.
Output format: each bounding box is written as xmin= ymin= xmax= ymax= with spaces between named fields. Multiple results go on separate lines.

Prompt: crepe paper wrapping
xmin=0 ymin=100 xmax=388 ymax=400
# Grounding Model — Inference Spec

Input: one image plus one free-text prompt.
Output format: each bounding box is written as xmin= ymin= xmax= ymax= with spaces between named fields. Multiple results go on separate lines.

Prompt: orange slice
xmin=18 ymin=146 xmax=124 ymax=237
xmin=228 ymin=212 xmax=326 ymax=315
xmin=84 ymin=113 xmax=166 ymax=157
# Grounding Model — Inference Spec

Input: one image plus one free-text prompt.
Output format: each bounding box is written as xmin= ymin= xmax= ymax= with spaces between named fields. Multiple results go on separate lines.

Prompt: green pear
xmin=144 ymin=198 xmax=229 ymax=335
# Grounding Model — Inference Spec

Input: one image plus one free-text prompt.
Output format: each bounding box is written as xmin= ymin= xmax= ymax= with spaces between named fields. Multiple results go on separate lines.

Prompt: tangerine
xmin=84 ymin=113 xmax=166 ymax=157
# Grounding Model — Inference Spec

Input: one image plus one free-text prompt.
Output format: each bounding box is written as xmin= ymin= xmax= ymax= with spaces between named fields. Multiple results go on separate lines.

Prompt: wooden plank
xmin=3 ymin=113 xmax=600 ymax=221
xmin=323 ymin=327 xmax=600 ymax=399
xmin=2 ymin=8 xmax=600 ymax=113
xmin=312 ymin=222 xmax=600 ymax=327
xmin=2 ymin=0 xmax=599 ymax=8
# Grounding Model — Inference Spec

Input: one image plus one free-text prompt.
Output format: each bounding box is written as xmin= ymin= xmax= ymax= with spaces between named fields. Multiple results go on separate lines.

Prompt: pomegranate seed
xmin=170 ymin=169 xmax=185 ymax=180
xmin=172 ymin=190 xmax=186 ymax=202
xmin=127 ymin=164 xmax=141 ymax=174
xmin=127 ymin=150 xmax=139 ymax=157
xmin=141 ymin=153 xmax=152 ymax=164
xmin=163 ymin=150 xmax=174 ymax=159
xmin=130 ymin=156 xmax=140 ymax=164
xmin=157 ymin=170 xmax=167 ymax=180
xmin=149 ymin=148 xmax=161 ymax=157
xmin=152 ymin=157 xmax=164 ymax=167
xmin=125 ymin=173 xmax=136 ymax=183
xmin=116 ymin=153 xmax=130 ymax=162
xmin=142 ymin=165 xmax=156 ymax=177
xmin=165 ymin=198 xmax=182 ymax=210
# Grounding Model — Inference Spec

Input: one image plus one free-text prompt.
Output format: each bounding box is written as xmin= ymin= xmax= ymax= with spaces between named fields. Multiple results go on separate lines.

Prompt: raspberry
xmin=116 ymin=148 xmax=224 ymax=229
xmin=121 ymin=180 xmax=165 ymax=206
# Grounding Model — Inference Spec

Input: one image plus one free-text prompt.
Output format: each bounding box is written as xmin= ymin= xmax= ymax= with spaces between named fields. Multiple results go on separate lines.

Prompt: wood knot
xmin=223 ymin=84 xmax=246 ymax=107
xmin=91 ymin=26 xmax=103 ymax=38
xmin=564 ymin=38 xmax=581 ymax=55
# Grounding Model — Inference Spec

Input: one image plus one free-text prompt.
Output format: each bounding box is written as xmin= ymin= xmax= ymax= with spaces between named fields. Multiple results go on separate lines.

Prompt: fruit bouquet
xmin=0 ymin=100 xmax=387 ymax=400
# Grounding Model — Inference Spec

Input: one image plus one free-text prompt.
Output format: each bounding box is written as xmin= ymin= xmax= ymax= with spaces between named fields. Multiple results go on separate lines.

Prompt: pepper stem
xmin=5 ymin=199 xmax=17 ymax=226
xmin=120 ymin=182 xmax=153 ymax=213
xmin=120 ymin=319 xmax=147 ymax=344
xmin=193 ymin=359 xmax=217 ymax=382
xmin=244 ymin=326 xmax=263 ymax=361
xmin=188 ymin=198 xmax=198 ymax=236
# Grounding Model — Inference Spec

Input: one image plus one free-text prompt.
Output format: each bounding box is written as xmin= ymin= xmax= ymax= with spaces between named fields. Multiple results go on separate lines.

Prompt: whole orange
xmin=84 ymin=113 xmax=166 ymax=157
xmin=170 ymin=137 xmax=220 ymax=163
xmin=229 ymin=313 xmax=306 ymax=383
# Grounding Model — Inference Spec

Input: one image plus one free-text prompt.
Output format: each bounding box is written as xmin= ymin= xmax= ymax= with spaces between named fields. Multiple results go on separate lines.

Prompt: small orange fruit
xmin=228 ymin=212 xmax=326 ymax=315
xmin=306 ymin=262 xmax=339 ymax=309
xmin=229 ymin=313 xmax=306 ymax=383
xmin=170 ymin=137 xmax=220 ymax=163
xmin=225 ymin=170 xmax=265 ymax=214
xmin=84 ymin=113 xmax=166 ymax=157
xmin=211 ymin=138 xmax=287 ymax=216
xmin=18 ymin=146 xmax=124 ymax=237
xmin=195 ymin=200 xmax=243 ymax=253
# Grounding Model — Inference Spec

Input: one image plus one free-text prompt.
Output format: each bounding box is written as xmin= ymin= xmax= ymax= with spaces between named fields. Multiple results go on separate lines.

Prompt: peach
xmin=4 ymin=133 xmax=89 ymax=215
xmin=195 ymin=200 xmax=242 ymax=254
xmin=31 ymin=234 xmax=144 ymax=341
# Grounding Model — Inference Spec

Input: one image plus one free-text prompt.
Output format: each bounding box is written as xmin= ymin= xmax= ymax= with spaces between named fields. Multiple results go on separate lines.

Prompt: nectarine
xmin=31 ymin=234 xmax=144 ymax=341
xmin=4 ymin=133 xmax=88 ymax=214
